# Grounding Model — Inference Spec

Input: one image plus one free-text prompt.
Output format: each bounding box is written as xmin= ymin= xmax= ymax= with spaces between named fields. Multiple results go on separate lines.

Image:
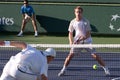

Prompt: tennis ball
xmin=93 ymin=64 xmax=97 ymax=70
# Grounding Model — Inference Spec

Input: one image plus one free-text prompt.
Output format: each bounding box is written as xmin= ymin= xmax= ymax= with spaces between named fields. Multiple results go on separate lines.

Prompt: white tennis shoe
xmin=103 ymin=67 xmax=110 ymax=75
xmin=34 ymin=31 xmax=38 ymax=37
xmin=17 ymin=31 xmax=23 ymax=37
xmin=58 ymin=70 xmax=65 ymax=77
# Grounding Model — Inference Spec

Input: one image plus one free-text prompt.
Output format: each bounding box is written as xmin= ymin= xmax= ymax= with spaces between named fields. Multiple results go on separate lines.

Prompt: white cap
xmin=44 ymin=48 xmax=56 ymax=57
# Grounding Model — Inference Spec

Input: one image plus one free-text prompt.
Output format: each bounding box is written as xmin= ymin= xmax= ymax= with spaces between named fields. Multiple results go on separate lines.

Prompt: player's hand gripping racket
xmin=73 ymin=36 xmax=84 ymax=44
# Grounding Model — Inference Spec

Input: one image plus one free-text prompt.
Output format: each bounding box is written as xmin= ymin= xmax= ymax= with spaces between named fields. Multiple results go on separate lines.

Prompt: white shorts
xmin=70 ymin=47 xmax=96 ymax=54
xmin=0 ymin=56 xmax=37 ymax=80
xmin=70 ymin=42 xmax=96 ymax=54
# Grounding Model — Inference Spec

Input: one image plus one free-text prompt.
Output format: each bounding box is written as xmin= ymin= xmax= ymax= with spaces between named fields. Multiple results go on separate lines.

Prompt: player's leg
xmin=91 ymin=53 xmax=110 ymax=75
xmin=58 ymin=47 xmax=81 ymax=76
xmin=87 ymin=48 xmax=110 ymax=75
xmin=31 ymin=20 xmax=38 ymax=37
xmin=91 ymin=53 xmax=105 ymax=66
xmin=58 ymin=52 xmax=74 ymax=76
xmin=31 ymin=15 xmax=38 ymax=37
xmin=17 ymin=19 xmax=28 ymax=37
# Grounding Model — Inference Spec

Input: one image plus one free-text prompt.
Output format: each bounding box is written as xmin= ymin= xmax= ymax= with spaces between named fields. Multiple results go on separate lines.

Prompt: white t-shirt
xmin=68 ymin=18 xmax=92 ymax=43
xmin=14 ymin=45 xmax=48 ymax=77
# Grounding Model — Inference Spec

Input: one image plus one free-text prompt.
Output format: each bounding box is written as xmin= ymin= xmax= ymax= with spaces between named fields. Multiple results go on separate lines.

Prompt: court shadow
xmin=36 ymin=15 xmax=98 ymax=36
xmin=90 ymin=24 xmax=98 ymax=32
xmin=36 ymin=15 xmax=69 ymax=35
xmin=0 ymin=25 xmax=6 ymax=32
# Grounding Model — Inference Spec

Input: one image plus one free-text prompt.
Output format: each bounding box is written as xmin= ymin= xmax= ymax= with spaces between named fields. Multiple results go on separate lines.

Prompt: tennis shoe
xmin=17 ymin=32 xmax=23 ymax=37
xmin=58 ymin=70 xmax=65 ymax=77
xmin=104 ymin=67 xmax=110 ymax=75
xmin=34 ymin=31 xmax=38 ymax=37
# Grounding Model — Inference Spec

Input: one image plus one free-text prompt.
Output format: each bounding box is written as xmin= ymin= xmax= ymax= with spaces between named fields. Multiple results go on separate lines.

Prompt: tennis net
xmin=0 ymin=44 xmax=120 ymax=72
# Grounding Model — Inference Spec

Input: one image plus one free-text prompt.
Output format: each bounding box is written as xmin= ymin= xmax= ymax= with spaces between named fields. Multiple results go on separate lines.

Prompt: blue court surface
xmin=0 ymin=50 xmax=120 ymax=80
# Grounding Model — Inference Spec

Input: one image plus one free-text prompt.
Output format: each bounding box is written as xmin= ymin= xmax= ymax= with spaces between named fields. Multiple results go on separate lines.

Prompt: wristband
xmin=4 ymin=41 xmax=10 ymax=46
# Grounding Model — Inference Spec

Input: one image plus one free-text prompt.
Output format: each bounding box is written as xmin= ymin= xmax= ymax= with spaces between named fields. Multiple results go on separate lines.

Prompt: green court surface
xmin=0 ymin=33 xmax=120 ymax=44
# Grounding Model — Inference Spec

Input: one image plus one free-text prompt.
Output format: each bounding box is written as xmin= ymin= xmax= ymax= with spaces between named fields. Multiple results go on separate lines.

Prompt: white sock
xmin=20 ymin=30 xmax=23 ymax=33
xmin=61 ymin=65 xmax=66 ymax=72
xmin=35 ymin=31 xmax=38 ymax=34
xmin=35 ymin=31 xmax=37 ymax=33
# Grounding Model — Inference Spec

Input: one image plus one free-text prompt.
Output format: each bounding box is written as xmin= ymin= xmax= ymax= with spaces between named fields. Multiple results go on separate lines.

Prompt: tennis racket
xmin=73 ymin=36 xmax=84 ymax=44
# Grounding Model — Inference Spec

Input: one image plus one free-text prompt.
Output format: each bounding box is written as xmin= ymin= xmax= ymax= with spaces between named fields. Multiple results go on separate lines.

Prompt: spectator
xmin=17 ymin=0 xmax=38 ymax=37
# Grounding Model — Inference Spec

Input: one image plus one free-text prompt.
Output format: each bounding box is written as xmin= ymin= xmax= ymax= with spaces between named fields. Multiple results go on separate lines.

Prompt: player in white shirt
xmin=0 ymin=41 xmax=56 ymax=80
xmin=58 ymin=6 xmax=110 ymax=76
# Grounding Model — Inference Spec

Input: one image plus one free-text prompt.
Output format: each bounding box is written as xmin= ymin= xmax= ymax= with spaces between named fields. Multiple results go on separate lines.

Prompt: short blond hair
xmin=74 ymin=6 xmax=83 ymax=12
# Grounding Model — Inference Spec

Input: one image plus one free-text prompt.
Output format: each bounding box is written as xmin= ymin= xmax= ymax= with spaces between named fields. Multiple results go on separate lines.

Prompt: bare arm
xmin=82 ymin=30 xmax=91 ymax=40
xmin=0 ymin=41 xmax=27 ymax=50
xmin=31 ymin=14 xmax=35 ymax=20
xmin=85 ymin=30 xmax=91 ymax=39
xmin=68 ymin=32 xmax=73 ymax=45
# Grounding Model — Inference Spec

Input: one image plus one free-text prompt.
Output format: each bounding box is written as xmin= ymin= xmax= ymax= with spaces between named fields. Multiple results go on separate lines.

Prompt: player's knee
xmin=91 ymin=53 xmax=97 ymax=59
xmin=22 ymin=20 xmax=27 ymax=24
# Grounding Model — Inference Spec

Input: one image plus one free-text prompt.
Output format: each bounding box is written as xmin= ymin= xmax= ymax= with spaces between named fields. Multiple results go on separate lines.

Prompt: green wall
xmin=0 ymin=2 xmax=120 ymax=35
xmin=7 ymin=0 xmax=120 ymax=3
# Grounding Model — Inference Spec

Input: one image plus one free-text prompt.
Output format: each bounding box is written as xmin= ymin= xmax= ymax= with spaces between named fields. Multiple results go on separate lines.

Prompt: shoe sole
xmin=17 ymin=35 xmax=23 ymax=37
